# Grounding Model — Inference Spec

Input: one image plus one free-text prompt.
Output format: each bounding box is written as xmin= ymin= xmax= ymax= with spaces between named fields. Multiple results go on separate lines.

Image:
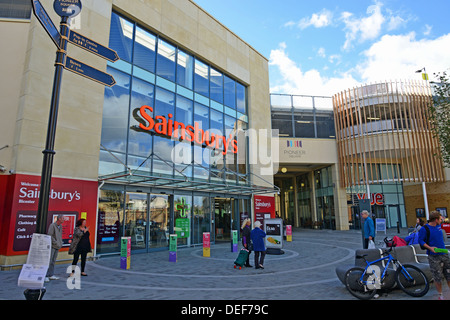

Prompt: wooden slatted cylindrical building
xmin=332 ymin=80 xmax=445 ymax=189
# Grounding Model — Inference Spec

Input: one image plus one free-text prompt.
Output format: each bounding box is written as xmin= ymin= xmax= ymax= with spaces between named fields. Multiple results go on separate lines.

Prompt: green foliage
xmin=429 ymin=71 xmax=450 ymax=167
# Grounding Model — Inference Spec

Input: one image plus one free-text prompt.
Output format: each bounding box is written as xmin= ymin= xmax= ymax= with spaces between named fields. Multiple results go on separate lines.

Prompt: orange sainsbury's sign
xmin=137 ymin=105 xmax=238 ymax=155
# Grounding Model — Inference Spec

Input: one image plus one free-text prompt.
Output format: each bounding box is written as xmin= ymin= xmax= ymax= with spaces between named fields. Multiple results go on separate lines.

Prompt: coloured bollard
xmin=120 ymin=237 xmax=131 ymax=269
xmin=169 ymin=234 xmax=177 ymax=262
xmin=286 ymin=225 xmax=292 ymax=242
xmin=203 ymin=232 xmax=210 ymax=257
xmin=231 ymin=230 xmax=238 ymax=252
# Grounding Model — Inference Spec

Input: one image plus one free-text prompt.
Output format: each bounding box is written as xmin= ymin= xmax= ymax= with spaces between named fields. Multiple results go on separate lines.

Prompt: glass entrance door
xmin=214 ymin=198 xmax=232 ymax=242
xmin=149 ymin=194 xmax=170 ymax=249
xmin=192 ymin=195 xmax=211 ymax=245
xmin=125 ymin=192 xmax=147 ymax=251
xmin=388 ymin=205 xmax=401 ymax=228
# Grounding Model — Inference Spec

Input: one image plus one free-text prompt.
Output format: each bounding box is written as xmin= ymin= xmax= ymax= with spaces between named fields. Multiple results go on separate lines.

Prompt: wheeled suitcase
xmin=234 ymin=248 xmax=249 ymax=269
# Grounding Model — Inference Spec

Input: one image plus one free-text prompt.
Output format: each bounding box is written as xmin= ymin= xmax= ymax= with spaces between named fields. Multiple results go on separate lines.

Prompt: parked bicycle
xmin=344 ymin=237 xmax=430 ymax=300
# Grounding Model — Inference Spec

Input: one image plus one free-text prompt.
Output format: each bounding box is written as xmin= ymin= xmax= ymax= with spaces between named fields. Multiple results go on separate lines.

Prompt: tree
xmin=429 ymin=71 xmax=450 ymax=167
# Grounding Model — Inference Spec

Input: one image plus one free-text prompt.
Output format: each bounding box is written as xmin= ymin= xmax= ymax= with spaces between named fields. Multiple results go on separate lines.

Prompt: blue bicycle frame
xmin=358 ymin=250 xmax=413 ymax=289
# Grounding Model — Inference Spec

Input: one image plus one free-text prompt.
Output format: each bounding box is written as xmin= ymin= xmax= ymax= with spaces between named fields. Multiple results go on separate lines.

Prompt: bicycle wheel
xmin=344 ymin=267 xmax=377 ymax=300
xmin=395 ymin=264 xmax=429 ymax=297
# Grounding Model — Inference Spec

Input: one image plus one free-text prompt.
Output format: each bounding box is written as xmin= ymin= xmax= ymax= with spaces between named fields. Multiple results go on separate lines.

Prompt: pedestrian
xmin=361 ymin=210 xmax=375 ymax=249
xmin=414 ymin=218 xmax=424 ymax=232
xmin=251 ymin=221 xmax=266 ymax=269
xmin=45 ymin=214 xmax=64 ymax=282
xmin=418 ymin=211 xmax=450 ymax=300
xmin=69 ymin=218 xmax=92 ymax=277
xmin=241 ymin=218 xmax=252 ymax=267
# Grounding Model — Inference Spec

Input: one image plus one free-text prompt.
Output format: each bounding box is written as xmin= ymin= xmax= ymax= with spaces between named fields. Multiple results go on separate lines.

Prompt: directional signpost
xmin=64 ymin=56 xmax=116 ymax=87
xmin=68 ymin=30 xmax=120 ymax=62
xmin=30 ymin=0 xmax=119 ymax=266
xmin=31 ymin=0 xmax=61 ymax=48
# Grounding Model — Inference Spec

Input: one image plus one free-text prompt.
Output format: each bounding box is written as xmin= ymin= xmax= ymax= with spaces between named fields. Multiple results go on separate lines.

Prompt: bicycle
xmin=344 ymin=238 xmax=430 ymax=300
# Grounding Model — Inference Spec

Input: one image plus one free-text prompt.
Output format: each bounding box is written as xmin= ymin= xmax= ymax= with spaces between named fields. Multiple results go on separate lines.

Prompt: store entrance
xmin=125 ymin=192 xmax=170 ymax=252
xmin=214 ymin=198 xmax=235 ymax=242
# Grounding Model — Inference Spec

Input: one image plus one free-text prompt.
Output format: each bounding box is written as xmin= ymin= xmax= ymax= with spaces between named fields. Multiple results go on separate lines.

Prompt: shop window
xmin=97 ymin=189 xmax=124 ymax=254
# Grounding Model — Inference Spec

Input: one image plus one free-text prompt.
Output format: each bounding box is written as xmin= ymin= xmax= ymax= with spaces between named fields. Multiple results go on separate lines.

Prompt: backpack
xmin=419 ymin=225 xmax=430 ymax=251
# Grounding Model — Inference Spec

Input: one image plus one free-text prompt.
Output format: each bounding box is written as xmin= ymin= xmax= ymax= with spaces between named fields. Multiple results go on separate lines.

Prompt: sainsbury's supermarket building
xmin=0 ymin=0 xmax=276 ymax=265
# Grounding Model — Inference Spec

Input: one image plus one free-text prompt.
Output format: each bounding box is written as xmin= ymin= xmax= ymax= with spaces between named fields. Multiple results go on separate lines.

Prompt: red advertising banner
xmin=0 ymin=174 xmax=98 ymax=256
xmin=253 ymin=195 xmax=275 ymax=226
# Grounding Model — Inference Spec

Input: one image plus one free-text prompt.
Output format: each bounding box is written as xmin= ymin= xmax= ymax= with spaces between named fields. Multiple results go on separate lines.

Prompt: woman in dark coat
xmin=241 ymin=218 xmax=252 ymax=267
xmin=69 ymin=218 xmax=92 ymax=276
xmin=251 ymin=221 xmax=266 ymax=269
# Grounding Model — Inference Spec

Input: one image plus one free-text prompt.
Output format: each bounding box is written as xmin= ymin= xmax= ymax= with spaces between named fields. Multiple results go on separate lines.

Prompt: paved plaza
xmin=1 ymin=228 xmax=449 ymax=302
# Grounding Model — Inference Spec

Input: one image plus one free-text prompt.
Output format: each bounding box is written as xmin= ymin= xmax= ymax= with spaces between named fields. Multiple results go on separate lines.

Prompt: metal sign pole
xmin=35 ymin=15 xmax=69 ymax=234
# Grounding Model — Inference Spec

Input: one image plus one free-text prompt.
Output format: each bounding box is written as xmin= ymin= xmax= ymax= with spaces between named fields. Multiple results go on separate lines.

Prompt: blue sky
xmin=194 ymin=0 xmax=450 ymax=96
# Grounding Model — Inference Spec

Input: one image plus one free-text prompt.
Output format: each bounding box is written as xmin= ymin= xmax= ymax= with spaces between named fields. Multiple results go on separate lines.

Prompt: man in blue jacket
xmin=419 ymin=211 xmax=450 ymax=300
xmin=362 ymin=210 xmax=375 ymax=249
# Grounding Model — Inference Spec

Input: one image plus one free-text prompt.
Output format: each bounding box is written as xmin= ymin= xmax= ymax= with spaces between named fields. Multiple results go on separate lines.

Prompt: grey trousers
xmin=46 ymin=248 xmax=59 ymax=277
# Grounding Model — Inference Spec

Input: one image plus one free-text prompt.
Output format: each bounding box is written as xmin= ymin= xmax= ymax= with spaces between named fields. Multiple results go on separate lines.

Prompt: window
xmin=224 ymin=75 xmax=236 ymax=109
xmin=236 ymin=82 xmax=246 ymax=114
xmin=176 ymin=49 xmax=194 ymax=89
xmin=108 ymin=12 xmax=134 ymax=63
xmin=294 ymin=114 xmax=315 ymax=138
xmin=0 ymin=0 xmax=31 ymax=19
xmin=194 ymin=59 xmax=209 ymax=97
xmin=210 ymin=110 xmax=224 ymax=172
xmin=128 ymin=77 xmax=154 ymax=157
xmin=272 ymin=113 xmax=293 ymax=137
xmin=210 ymin=68 xmax=223 ymax=103
xmin=177 ymin=49 xmax=194 ymax=90
xmin=316 ymin=112 xmax=336 ymax=138
xmin=100 ymin=67 xmax=131 ymax=153
xmin=133 ymin=26 xmax=156 ymax=73
xmin=156 ymin=38 xmax=176 ymax=82
xmin=153 ymin=87 xmax=175 ymax=175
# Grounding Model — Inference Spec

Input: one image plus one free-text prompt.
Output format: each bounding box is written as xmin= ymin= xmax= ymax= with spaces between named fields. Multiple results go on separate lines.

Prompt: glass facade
xmin=0 ymin=0 xmax=31 ymax=19
xmin=270 ymin=93 xmax=335 ymax=139
xmin=96 ymin=12 xmax=252 ymax=254
xmin=100 ymin=12 xmax=249 ymax=184
xmin=96 ymin=187 xmax=251 ymax=253
xmin=314 ymin=166 xmax=335 ymax=230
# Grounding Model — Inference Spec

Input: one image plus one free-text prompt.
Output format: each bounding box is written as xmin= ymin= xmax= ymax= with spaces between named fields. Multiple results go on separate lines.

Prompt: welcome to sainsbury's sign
xmin=136 ymin=105 xmax=238 ymax=155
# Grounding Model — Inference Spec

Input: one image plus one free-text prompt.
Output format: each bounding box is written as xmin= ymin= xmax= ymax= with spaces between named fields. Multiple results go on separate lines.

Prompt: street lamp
xmin=416 ymin=67 xmax=429 ymax=81
xmin=414 ymin=67 xmax=430 ymax=221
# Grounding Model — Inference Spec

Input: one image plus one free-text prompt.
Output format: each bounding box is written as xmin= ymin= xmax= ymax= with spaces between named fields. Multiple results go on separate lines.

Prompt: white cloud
xmin=341 ymin=2 xmax=386 ymax=50
xmin=424 ymin=24 xmax=432 ymax=36
xmin=269 ymin=43 xmax=359 ymax=96
xmin=317 ymin=47 xmax=326 ymax=58
xmin=359 ymin=32 xmax=450 ymax=83
xmin=287 ymin=9 xmax=333 ymax=30
xmin=269 ymin=33 xmax=450 ymax=97
xmin=387 ymin=15 xmax=405 ymax=31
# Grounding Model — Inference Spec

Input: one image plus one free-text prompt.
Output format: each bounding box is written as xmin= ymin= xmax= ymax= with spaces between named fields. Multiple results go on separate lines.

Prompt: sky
xmin=194 ymin=0 xmax=450 ymax=97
